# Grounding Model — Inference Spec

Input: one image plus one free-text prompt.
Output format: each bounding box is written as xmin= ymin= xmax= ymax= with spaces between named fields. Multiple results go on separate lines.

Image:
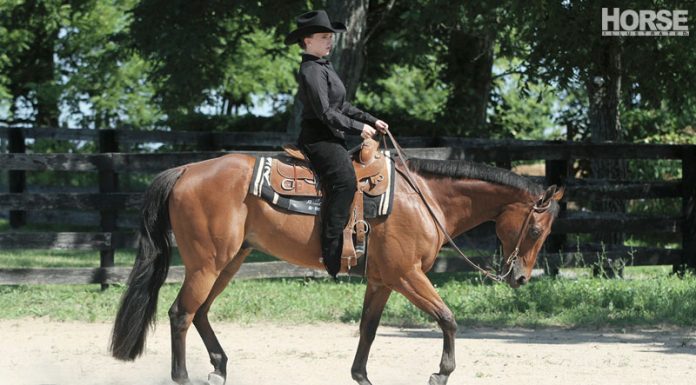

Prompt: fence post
xmin=8 ymin=127 xmax=26 ymax=228
xmin=681 ymin=145 xmax=696 ymax=271
xmin=99 ymin=129 xmax=119 ymax=289
xmin=545 ymin=158 xmax=569 ymax=276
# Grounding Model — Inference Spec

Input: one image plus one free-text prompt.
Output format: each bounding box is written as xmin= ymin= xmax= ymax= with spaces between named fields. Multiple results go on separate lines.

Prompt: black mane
xmin=407 ymin=158 xmax=544 ymax=196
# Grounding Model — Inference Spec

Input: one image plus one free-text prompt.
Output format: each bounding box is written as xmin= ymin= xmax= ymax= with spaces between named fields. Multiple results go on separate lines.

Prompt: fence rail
xmin=1 ymin=126 xmax=695 ymax=285
xmin=0 ymin=262 xmax=321 ymax=285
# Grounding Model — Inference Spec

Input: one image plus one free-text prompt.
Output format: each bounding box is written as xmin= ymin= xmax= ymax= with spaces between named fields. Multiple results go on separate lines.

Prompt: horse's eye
xmin=529 ymin=227 xmax=542 ymax=239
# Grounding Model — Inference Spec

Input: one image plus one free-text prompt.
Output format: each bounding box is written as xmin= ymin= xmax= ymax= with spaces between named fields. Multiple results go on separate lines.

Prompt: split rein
xmin=379 ymin=128 xmax=551 ymax=283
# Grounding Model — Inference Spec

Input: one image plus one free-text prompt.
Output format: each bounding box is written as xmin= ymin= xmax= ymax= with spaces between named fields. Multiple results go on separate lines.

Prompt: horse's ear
xmin=539 ymin=185 xmax=564 ymax=207
xmin=541 ymin=185 xmax=557 ymax=204
xmin=552 ymin=186 xmax=565 ymax=201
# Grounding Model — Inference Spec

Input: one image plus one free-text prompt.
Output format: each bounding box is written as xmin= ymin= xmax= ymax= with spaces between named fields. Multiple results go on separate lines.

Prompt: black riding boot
xmin=302 ymin=140 xmax=357 ymax=278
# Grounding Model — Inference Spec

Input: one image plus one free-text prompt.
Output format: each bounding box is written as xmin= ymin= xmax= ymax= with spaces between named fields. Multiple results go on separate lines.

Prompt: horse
xmin=110 ymin=149 xmax=564 ymax=385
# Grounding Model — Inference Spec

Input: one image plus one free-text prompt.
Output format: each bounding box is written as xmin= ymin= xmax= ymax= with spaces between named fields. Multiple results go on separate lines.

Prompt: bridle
xmin=496 ymin=197 xmax=553 ymax=281
xmin=381 ymin=128 xmax=552 ymax=283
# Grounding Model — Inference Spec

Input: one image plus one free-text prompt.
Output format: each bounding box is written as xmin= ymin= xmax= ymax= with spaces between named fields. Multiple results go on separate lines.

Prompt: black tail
xmin=110 ymin=167 xmax=184 ymax=361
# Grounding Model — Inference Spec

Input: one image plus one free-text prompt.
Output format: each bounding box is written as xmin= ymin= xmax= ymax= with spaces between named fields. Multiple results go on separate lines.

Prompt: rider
xmin=285 ymin=10 xmax=389 ymax=278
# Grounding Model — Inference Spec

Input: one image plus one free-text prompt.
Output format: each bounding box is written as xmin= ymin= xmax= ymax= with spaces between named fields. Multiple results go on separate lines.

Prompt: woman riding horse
xmin=285 ymin=10 xmax=390 ymax=277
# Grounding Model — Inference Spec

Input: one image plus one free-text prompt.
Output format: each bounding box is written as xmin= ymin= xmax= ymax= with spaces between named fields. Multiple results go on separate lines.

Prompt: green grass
xmin=1 ymin=270 xmax=695 ymax=328
xmin=2 ymin=218 xmax=695 ymax=328
xmin=0 ymin=249 xmax=138 ymax=268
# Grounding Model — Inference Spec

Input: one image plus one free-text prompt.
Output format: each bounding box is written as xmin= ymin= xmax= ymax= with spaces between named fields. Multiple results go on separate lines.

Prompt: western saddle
xmin=270 ymin=138 xmax=389 ymax=272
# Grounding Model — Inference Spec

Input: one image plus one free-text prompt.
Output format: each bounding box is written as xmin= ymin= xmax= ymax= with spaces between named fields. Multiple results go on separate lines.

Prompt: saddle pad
xmin=248 ymin=153 xmax=396 ymax=218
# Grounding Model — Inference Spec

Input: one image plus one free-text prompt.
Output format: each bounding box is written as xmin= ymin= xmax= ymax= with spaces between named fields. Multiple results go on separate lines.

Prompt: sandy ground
xmin=1 ymin=319 xmax=695 ymax=385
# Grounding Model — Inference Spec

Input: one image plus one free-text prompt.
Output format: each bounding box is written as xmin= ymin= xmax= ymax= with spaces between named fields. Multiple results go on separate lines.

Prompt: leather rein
xmin=380 ymin=128 xmax=552 ymax=283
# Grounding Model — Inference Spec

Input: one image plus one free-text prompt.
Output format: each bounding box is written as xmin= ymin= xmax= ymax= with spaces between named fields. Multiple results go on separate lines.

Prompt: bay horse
xmin=110 ymin=149 xmax=563 ymax=385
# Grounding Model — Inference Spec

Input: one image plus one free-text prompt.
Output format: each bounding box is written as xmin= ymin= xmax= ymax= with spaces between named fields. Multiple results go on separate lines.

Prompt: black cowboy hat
xmin=284 ymin=10 xmax=346 ymax=46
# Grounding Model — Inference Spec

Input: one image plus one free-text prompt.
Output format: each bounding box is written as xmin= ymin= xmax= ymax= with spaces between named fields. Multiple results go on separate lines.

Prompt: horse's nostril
xmin=517 ymin=276 xmax=527 ymax=285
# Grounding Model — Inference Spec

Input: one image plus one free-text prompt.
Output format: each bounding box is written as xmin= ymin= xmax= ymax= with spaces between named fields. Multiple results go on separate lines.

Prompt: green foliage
xmin=57 ymin=0 xmax=164 ymax=128
xmin=355 ymin=61 xmax=448 ymax=134
xmin=489 ymin=57 xmax=564 ymax=140
xmin=129 ymin=0 xmax=239 ymax=114
xmin=214 ymin=27 xmax=298 ymax=116
xmin=509 ymin=0 xmax=696 ymax=140
xmin=0 ymin=0 xmax=69 ymax=124
xmin=1 ymin=0 xmax=694 ymax=142
xmin=0 ymin=3 xmax=11 ymax=100
xmin=129 ymin=0 xmax=304 ymax=122
xmin=0 ymin=0 xmax=163 ymax=127
xmin=623 ymin=106 xmax=696 ymax=145
xmin=364 ymin=0 xmax=524 ymax=136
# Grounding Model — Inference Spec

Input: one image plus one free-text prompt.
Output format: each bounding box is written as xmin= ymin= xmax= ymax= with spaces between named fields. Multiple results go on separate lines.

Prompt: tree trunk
xmin=32 ymin=3 xmax=60 ymax=127
xmin=327 ymin=0 xmax=370 ymax=100
xmin=586 ymin=37 xmax=626 ymax=248
xmin=441 ymin=29 xmax=494 ymax=136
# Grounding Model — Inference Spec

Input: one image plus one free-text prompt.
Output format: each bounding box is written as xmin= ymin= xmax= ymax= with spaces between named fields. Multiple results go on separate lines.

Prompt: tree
xmin=361 ymin=0 xmax=524 ymax=136
xmin=0 ymin=0 xmax=160 ymax=128
xmin=129 ymin=0 xmax=241 ymax=118
xmin=59 ymin=0 xmax=163 ymax=128
xmin=511 ymin=0 xmax=696 ymax=245
xmin=327 ymin=0 xmax=396 ymax=100
xmin=354 ymin=61 xmax=449 ymax=133
xmin=0 ymin=0 xmax=66 ymax=126
xmin=489 ymin=57 xmax=564 ymax=140
xmin=128 ymin=0 xmax=309 ymax=129
xmin=513 ymin=0 xmax=696 ymax=141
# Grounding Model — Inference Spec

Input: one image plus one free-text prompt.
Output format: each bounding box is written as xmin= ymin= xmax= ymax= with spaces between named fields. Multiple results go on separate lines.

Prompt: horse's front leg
xmin=393 ymin=269 xmax=457 ymax=385
xmin=351 ymin=281 xmax=392 ymax=385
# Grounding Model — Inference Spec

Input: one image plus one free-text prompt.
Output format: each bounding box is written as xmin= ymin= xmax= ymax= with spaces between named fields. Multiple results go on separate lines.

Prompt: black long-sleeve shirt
xmin=297 ymin=53 xmax=378 ymax=145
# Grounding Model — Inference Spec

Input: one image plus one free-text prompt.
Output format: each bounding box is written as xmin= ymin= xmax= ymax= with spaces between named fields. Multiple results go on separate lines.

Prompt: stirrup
xmin=353 ymin=219 xmax=370 ymax=258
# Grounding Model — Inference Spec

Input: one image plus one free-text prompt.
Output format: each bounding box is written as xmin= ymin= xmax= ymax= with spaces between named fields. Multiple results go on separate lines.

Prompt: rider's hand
xmin=374 ymin=119 xmax=389 ymax=133
xmin=361 ymin=124 xmax=377 ymax=139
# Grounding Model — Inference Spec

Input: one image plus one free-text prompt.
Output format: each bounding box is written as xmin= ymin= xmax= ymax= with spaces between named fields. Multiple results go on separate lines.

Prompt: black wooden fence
xmin=1 ymin=125 xmax=694 ymax=285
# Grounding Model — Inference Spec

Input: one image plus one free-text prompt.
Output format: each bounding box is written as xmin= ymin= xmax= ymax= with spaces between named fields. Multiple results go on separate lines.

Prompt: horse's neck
xmin=423 ymin=176 xmax=532 ymax=237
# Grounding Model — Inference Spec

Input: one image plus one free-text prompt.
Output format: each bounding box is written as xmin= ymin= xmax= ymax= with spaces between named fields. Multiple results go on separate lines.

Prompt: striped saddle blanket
xmin=248 ymin=153 xmax=396 ymax=218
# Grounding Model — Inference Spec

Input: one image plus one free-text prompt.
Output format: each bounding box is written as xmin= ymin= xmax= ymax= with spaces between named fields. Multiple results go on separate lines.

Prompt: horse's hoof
xmin=208 ymin=372 xmax=226 ymax=385
xmin=428 ymin=373 xmax=449 ymax=385
xmin=352 ymin=374 xmax=372 ymax=385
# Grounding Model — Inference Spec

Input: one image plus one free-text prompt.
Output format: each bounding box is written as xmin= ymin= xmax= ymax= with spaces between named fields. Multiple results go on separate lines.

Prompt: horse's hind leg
xmin=392 ymin=269 xmax=457 ymax=385
xmin=351 ymin=282 xmax=392 ymax=385
xmin=193 ymin=248 xmax=251 ymax=385
xmin=170 ymin=239 xmax=248 ymax=385
xmin=169 ymin=268 xmax=220 ymax=385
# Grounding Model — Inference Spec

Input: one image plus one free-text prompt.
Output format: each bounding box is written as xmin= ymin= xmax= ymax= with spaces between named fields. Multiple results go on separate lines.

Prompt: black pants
xmin=301 ymin=140 xmax=356 ymax=272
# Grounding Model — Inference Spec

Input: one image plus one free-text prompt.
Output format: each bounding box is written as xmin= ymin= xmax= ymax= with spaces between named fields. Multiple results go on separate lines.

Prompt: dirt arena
xmin=1 ymin=319 xmax=694 ymax=385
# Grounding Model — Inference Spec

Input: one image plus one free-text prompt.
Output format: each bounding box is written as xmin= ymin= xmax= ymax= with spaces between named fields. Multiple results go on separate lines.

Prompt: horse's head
xmin=495 ymin=185 xmax=564 ymax=288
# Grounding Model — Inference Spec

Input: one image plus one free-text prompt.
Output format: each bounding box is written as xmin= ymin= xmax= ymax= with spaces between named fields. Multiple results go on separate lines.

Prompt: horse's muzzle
xmin=505 ymin=262 xmax=529 ymax=288
xmin=516 ymin=275 xmax=528 ymax=286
